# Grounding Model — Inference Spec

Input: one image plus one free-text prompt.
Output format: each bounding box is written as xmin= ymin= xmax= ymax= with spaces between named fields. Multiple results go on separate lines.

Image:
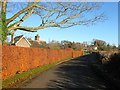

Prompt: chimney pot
xmin=35 ymin=34 xmax=40 ymax=41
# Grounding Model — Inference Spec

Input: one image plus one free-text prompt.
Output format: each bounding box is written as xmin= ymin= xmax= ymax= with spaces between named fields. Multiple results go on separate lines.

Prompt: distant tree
xmin=61 ymin=40 xmax=84 ymax=50
xmin=112 ymin=45 xmax=117 ymax=49
xmin=71 ymin=42 xmax=83 ymax=50
xmin=27 ymin=37 xmax=32 ymax=40
xmin=61 ymin=40 xmax=72 ymax=48
xmin=48 ymin=40 xmax=62 ymax=50
xmin=93 ymin=39 xmax=106 ymax=46
xmin=39 ymin=42 xmax=48 ymax=48
xmin=118 ymin=45 xmax=120 ymax=50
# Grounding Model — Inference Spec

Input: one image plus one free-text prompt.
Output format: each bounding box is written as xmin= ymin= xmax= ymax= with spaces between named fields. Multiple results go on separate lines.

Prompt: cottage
xmin=13 ymin=35 xmax=31 ymax=47
xmin=12 ymin=34 xmax=46 ymax=48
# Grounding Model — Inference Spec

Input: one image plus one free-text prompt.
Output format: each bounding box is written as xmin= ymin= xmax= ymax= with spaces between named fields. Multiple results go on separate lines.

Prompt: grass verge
xmin=2 ymin=58 xmax=72 ymax=88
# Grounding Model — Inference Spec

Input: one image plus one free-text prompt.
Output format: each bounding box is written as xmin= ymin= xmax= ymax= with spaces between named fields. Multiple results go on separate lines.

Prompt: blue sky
xmin=7 ymin=2 xmax=118 ymax=46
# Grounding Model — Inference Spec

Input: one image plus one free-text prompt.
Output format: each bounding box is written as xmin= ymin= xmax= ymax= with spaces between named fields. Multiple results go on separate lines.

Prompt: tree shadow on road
xmin=47 ymin=55 xmax=108 ymax=89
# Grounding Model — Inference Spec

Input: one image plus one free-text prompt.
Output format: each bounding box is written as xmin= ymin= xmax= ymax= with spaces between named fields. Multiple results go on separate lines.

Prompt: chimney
xmin=35 ymin=34 xmax=40 ymax=41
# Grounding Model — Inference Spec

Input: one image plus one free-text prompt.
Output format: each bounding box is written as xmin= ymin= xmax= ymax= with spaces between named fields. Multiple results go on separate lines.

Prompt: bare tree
xmin=1 ymin=0 xmax=105 ymax=43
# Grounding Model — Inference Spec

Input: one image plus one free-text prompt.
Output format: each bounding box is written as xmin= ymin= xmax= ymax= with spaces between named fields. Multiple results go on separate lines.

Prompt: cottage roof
xmin=29 ymin=40 xmax=40 ymax=48
xmin=14 ymin=35 xmax=31 ymax=46
xmin=39 ymin=40 xmax=46 ymax=43
xmin=14 ymin=35 xmax=23 ymax=44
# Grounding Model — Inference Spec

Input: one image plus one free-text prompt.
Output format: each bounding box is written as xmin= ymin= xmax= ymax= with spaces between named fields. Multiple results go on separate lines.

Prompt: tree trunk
xmin=1 ymin=0 xmax=7 ymax=44
xmin=11 ymin=33 xmax=14 ymax=44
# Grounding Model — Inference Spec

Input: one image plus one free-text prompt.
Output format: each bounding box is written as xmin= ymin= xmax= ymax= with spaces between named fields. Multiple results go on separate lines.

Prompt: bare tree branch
xmin=5 ymin=2 xmax=105 ymax=32
xmin=10 ymin=26 xmax=47 ymax=32
xmin=8 ymin=7 xmax=35 ymax=29
xmin=8 ymin=22 xmax=60 ymax=32
xmin=6 ymin=0 xmax=40 ymax=25
xmin=35 ymin=5 xmax=65 ymax=12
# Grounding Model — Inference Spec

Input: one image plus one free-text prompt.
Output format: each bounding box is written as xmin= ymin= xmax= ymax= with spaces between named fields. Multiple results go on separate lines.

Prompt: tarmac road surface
xmin=20 ymin=55 xmax=110 ymax=89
